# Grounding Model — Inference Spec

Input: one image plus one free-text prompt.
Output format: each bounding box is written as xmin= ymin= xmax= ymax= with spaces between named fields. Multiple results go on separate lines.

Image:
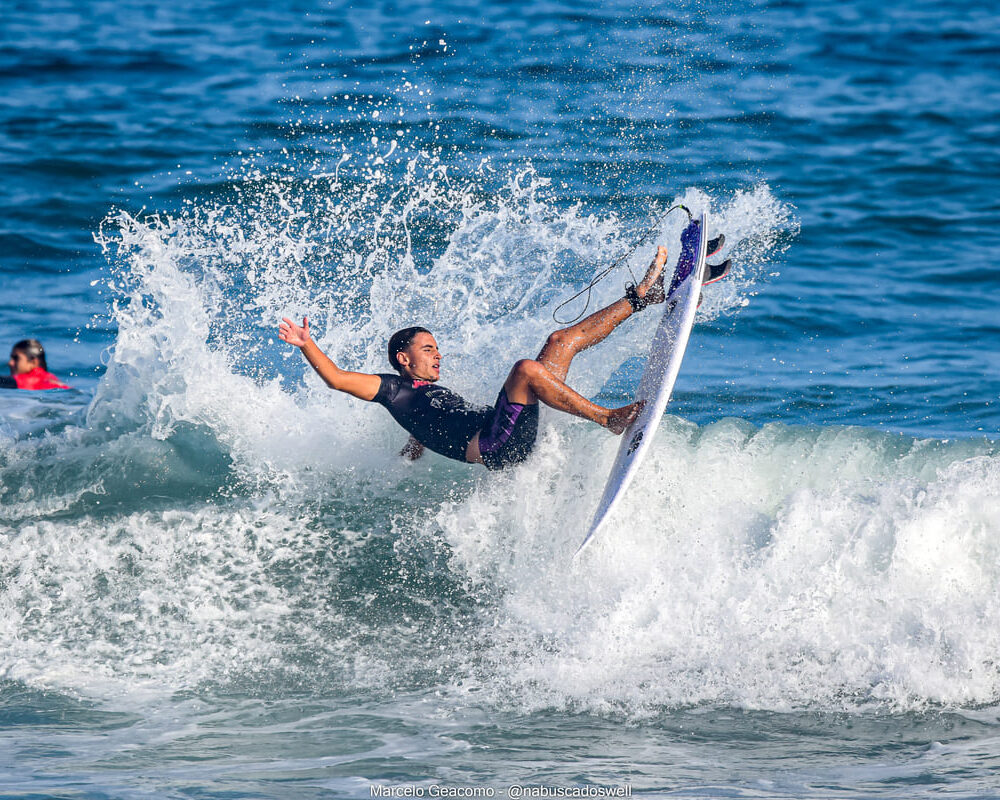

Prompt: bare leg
xmin=497 ymin=246 xmax=667 ymax=425
xmin=501 ymin=358 xmax=640 ymax=431
xmin=467 ymin=355 xmax=645 ymax=462
xmin=466 ymin=246 xmax=666 ymax=462
xmin=537 ymin=246 xmax=669 ymax=381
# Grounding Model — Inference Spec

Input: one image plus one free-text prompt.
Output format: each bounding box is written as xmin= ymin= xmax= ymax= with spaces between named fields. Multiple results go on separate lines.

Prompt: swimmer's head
xmin=388 ymin=326 xmax=440 ymax=381
xmin=9 ymin=339 xmax=46 ymax=375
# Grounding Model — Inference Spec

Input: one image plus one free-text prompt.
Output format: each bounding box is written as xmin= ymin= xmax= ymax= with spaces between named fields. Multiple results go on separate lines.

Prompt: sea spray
xmin=436 ymin=419 xmax=1000 ymax=715
xmin=3 ymin=151 xmax=805 ymax=709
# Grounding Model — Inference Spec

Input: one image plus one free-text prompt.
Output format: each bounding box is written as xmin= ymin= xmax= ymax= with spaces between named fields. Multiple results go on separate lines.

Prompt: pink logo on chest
xmin=412 ymin=380 xmax=432 ymax=388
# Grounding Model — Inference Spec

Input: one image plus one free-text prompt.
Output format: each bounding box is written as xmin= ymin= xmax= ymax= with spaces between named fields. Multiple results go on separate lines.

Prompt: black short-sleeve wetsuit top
xmin=373 ymin=374 xmax=491 ymax=462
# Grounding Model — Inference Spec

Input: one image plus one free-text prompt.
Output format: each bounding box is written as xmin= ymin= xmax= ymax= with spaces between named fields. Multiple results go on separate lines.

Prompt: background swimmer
xmin=1 ymin=339 xmax=70 ymax=390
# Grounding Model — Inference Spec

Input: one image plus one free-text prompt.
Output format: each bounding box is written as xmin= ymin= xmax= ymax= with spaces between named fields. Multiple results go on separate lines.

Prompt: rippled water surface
xmin=2 ymin=0 xmax=1000 ymax=797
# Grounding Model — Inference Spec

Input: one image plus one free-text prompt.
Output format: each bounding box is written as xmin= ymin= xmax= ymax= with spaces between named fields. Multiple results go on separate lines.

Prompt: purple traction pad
xmin=666 ymin=219 xmax=702 ymax=299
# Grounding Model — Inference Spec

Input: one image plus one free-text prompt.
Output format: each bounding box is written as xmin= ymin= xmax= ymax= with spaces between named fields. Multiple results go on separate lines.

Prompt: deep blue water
xmin=2 ymin=1 xmax=1000 ymax=798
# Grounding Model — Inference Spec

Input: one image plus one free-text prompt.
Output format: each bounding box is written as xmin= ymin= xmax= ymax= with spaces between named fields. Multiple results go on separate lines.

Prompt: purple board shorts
xmin=477 ymin=389 xmax=539 ymax=471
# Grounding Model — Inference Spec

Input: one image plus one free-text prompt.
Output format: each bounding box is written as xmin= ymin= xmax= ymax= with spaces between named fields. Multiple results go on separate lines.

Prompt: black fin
xmin=707 ymin=234 xmax=725 ymax=258
xmin=703 ymin=259 xmax=732 ymax=285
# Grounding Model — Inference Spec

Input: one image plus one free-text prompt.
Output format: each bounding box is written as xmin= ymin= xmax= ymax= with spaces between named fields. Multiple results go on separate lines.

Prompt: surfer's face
xmin=8 ymin=349 xmax=36 ymax=376
xmin=397 ymin=332 xmax=441 ymax=382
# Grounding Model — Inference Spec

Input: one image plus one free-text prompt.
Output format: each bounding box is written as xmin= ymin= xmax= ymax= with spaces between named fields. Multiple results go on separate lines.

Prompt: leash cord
xmin=552 ymin=204 xmax=692 ymax=324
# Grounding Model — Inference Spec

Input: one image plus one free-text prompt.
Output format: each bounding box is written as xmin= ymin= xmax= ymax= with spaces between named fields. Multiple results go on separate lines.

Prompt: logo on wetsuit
xmin=426 ymin=387 xmax=468 ymax=412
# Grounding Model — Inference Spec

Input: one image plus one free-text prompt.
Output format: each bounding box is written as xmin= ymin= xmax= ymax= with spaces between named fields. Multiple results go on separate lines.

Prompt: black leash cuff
xmin=625 ymin=283 xmax=647 ymax=312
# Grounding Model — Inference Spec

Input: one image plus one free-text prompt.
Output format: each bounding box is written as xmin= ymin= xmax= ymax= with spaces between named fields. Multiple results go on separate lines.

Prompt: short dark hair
xmin=387 ymin=327 xmax=431 ymax=373
xmin=12 ymin=339 xmax=47 ymax=371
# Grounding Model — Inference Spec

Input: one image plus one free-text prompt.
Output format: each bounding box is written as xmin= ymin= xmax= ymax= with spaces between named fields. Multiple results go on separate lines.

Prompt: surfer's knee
xmin=544 ymin=328 xmax=573 ymax=353
xmin=512 ymin=358 xmax=538 ymax=378
xmin=509 ymin=358 xmax=546 ymax=387
xmin=504 ymin=359 xmax=545 ymax=404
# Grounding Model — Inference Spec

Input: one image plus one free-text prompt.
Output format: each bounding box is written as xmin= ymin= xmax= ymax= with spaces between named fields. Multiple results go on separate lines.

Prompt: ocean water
xmin=2 ymin=0 xmax=1000 ymax=797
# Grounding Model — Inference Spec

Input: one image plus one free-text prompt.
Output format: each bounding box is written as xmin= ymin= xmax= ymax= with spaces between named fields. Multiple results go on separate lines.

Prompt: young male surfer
xmin=279 ymin=247 xmax=674 ymax=470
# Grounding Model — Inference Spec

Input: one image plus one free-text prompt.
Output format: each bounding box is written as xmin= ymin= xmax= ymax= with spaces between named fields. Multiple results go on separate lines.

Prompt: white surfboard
xmin=575 ymin=212 xmax=709 ymax=556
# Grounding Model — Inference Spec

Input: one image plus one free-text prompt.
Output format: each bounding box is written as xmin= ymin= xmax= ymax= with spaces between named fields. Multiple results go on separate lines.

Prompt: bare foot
xmin=605 ymin=400 xmax=644 ymax=434
xmin=635 ymin=246 xmax=668 ymax=305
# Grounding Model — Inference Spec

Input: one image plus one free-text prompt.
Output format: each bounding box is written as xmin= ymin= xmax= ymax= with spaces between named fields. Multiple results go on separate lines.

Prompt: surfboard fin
xmin=703 ymin=259 xmax=731 ymax=286
xmin=707 ymin=234 xmax=725 ymax=258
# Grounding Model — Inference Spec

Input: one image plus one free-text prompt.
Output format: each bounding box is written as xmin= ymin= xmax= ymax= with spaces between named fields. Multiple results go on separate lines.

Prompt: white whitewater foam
xmin=436 ymin=418 xmax=1000 ymax=714
xmin=1 ymin=154 xmax=804 ymax=708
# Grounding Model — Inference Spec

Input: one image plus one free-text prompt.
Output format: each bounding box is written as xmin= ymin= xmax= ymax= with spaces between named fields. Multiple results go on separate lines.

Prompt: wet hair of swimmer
xmin=12 ymin=339 xmax=47 ymax=372
xmin=387 ymin=326 xmax=431 ymax=373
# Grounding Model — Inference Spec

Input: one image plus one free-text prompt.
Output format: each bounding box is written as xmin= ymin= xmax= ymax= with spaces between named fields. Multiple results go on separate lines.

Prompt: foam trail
xmin=435 ymin=419 xmax=1000 ymax=715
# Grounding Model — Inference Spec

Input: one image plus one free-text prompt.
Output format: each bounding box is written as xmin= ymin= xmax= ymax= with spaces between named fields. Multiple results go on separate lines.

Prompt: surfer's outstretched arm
xmin=279 ymin=316 xmax=380 ymax=401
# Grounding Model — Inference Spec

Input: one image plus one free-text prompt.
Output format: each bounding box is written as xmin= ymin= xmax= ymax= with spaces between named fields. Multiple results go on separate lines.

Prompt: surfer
xmin=279 ymin=247 xmax=672 ymax=469
xmin=1 ymin=339 xmax=70 ymax=390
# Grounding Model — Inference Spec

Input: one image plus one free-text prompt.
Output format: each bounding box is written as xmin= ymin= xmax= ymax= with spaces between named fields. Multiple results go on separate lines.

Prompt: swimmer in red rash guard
xmin=278 ymin=248 xmax=676 ymax=470
xmin=0 ymin=339 xmax=70 ymax=390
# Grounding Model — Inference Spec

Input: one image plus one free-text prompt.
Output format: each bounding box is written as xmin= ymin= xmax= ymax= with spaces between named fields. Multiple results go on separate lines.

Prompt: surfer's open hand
xmin=605 ymin=400 xmax=644 ymax=434
xmin=279 ymin=316 xmax=312 ymax=348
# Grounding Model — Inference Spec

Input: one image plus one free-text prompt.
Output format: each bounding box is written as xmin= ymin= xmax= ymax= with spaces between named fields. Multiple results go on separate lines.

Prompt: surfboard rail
xmin=575 ymin=211 xmax=708 ymax=556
